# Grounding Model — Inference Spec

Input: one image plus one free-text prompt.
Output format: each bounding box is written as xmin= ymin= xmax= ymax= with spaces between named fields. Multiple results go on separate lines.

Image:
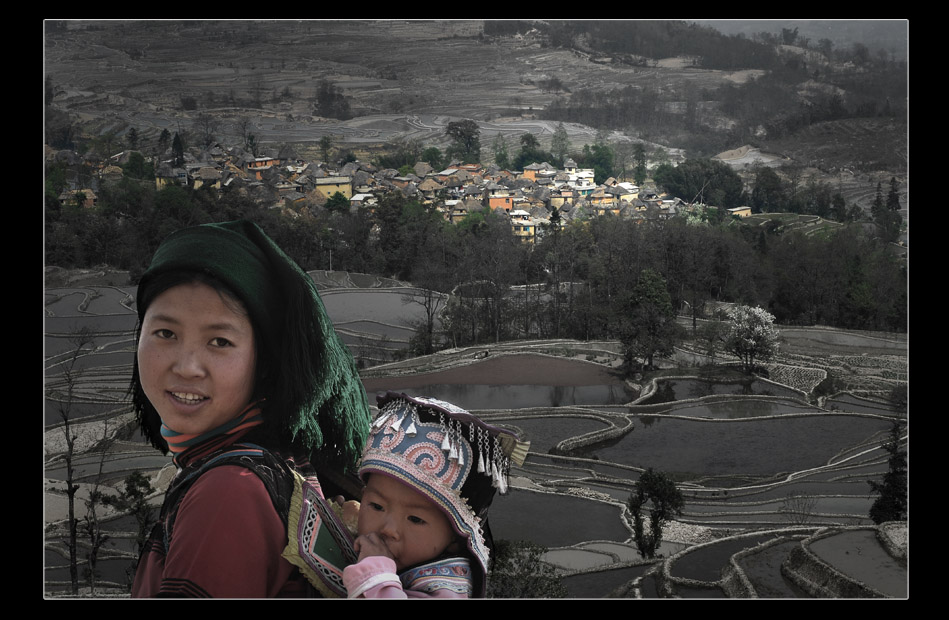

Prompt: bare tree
xmin=780 ymin=492 xmax=818 ymax=524
xmin=403 ymin=288 xmax=446 ymax=356
xmin=51 ymin=327 xmax=96 ymax=595
xmin=403 ymin=257 xmax=450 ymax=355
xmin=194 ymin=113 xmax=219 ymax=148
xmin=82 ymin=420 xmax=115 ymax=595
xmin=235 ymin=117 xmax=254 ymax=151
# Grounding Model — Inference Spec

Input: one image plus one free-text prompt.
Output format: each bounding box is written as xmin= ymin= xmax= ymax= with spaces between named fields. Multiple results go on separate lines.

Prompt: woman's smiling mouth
xmin=170 ymin=391 xmax=208 ymax=404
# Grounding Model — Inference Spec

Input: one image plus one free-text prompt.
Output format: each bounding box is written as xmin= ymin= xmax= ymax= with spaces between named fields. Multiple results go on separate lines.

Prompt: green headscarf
xmin=134 ymin=220 xmax=371 ymax=472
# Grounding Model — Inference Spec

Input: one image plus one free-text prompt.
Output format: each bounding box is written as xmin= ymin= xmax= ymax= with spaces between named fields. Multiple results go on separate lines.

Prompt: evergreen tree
xmin=751 ymin=166 xmax=785 ymax=213
xmin=872 ymin=179 xmax=902 ymax=243
xmin=491 ymin=133 xmax=510 ymax=170
xmin=633 ymin=143 xmax=647 ymax=186
xmin=324 ymin=191 xmax=351 ymax=213
xmin=868 ymin=421 xmax=907 ymax=524
xmin=520 ymin=132 xmax=540 ymax=151
xmin=127 ymin=127 xmax=139 ymax=150
xmin=421 ymin=146 xmax=444 ymax=170
xmin=886 ymin=177 xmax=902 ymax=211
xmin=577 ymin=142 xmax=615 ymax=185
xmin=550 ymin=122 xmax=571 ymax=166
xmin=654 ymin=158 xmax=746 ymax=209
xmin=871 ymin=181 xmax=884 ymax=218
xmin=171 ymin=132 xmax=184 ymax=167
xmin=444 ymin=119 xmax=481 ymax=164
xmin=319 ymin=135 xmax=333 ymax=163
xmin=122 ymin=152 xmax=153 ymax=180
xmin=158 ymin=128 xmax=171 ymax=158
xmin=512 ymin=132 xmax=554 ymax=171
xmin=315 ymin=80 xmax=353 ymax=120
xmin=627 ymin=468 xmax=684 ymax=559
xmin=832 ymin=192 xmax=848 ymax=222
xmin=618 ymin=268 xmax=679 ymax=371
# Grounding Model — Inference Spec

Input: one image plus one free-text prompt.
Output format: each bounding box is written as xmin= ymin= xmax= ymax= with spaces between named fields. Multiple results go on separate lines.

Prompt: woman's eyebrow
xmin=145 ymin=312 xmax=180 ymax=324
xmin=146 ymin=313 xmax=244 ymax=333
xmin=204 ymin=321 xmax=244 ymax=332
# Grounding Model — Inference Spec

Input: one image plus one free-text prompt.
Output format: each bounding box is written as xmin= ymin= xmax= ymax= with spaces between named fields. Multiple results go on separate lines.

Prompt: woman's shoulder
xmin=190 ymin=462 xmax=272 ymax=491
xmin=175 ymin=444 xmax=297 ymax=525
xmin=178 ymin=442 xmax=296 ymax=501
xmin=181 ymin=464 xmax=282 ymax=516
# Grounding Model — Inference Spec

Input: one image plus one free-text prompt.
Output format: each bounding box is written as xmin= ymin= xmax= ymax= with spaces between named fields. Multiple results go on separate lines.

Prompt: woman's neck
xmin=162 ymin=402 xmax=264 ymax=466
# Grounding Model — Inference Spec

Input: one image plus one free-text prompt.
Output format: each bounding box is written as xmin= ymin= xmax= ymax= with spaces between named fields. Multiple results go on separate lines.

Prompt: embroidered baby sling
xmin=149 ymin=442 xmax=357 ymax=598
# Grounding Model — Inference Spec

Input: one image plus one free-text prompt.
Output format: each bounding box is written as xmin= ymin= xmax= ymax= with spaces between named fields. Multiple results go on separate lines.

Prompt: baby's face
xmin=358 ymin=474 xmax=458 ymax=571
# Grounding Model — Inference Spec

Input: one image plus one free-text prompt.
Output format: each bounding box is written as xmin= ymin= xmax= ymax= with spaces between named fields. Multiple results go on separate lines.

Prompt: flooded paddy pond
xmin=587 ymin=413 xmax=892 ymax=478
xmin=642 ymin=377 xmax=803 ymax=403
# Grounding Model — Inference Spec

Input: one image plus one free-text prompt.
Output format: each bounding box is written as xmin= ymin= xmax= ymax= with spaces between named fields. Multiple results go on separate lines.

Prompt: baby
xmin=342 ymin=392 xmax=528 ymax=598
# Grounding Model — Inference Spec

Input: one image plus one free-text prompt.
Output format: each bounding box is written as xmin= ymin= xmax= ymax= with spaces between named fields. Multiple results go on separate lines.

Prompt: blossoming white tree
xmin=724 ymin=305 xmax=779 ymax=373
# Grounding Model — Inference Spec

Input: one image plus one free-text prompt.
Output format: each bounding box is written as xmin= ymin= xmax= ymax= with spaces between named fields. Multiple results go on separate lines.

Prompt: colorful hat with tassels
xmin=359 ymin=392 xmax=530 ymax=596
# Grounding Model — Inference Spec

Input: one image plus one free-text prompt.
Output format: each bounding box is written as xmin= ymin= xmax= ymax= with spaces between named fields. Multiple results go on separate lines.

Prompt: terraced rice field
xmin=44 ymin=272 xmax=906 ymax=597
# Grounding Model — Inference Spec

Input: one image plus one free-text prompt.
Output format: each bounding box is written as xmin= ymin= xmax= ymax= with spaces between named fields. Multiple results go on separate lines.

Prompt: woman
xmin=130 ymin=220 xmax=371 ymax=598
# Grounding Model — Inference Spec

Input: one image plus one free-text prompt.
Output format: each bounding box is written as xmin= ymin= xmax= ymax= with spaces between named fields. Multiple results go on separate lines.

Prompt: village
xmin=55 ymin=137 xmax=756 ymax=246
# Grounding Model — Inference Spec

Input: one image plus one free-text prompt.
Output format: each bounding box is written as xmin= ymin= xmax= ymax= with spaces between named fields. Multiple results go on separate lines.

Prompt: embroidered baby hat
xmin=359 ymin=392 xmax=529 ymax=594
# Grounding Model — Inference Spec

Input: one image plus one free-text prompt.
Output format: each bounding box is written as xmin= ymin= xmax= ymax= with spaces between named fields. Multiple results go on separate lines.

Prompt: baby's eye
xmin=407 ymin=515 xmax=426 ymax=525
xmin=368 ymin=502 xmax=384 ymax=512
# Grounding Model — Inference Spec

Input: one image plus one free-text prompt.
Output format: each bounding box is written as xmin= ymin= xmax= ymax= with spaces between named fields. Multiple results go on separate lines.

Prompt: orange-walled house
xmin=520 ymin=162 xmax=556 ymax=183
xmin=245 ymin=156 xmax=281 ymax=180
xmin=485 ymin=181 xmax=515 ymax=212
xmin=488 ymin=195 xmax=514 ymax=212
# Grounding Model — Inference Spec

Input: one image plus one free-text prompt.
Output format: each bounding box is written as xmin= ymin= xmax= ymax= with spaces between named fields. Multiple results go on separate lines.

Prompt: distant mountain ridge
xmin=691 ymin=20 xmax=908 ymax=61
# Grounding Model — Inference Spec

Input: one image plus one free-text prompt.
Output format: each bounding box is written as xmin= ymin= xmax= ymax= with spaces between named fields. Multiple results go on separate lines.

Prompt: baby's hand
xmin=340 ymin=500 xmax=360 ymax=529
xmin=354 ymin=532 xmax=394 ymax=563
xmin=330 ymin=496 xmax=360 ymax=536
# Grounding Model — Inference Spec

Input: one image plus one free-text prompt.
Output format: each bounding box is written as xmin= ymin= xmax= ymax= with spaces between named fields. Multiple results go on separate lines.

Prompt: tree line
xmin=45 ymin=163 xmax=907 ymax=356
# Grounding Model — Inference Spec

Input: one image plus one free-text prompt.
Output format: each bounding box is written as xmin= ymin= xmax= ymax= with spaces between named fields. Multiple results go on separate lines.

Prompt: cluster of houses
xmin=53 ymin=141 xmax=752 ymax=242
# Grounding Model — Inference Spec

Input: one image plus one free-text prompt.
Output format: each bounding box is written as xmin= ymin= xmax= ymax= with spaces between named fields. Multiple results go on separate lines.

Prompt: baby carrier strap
xmin=159 ymin=443 xmax=295 ymax=552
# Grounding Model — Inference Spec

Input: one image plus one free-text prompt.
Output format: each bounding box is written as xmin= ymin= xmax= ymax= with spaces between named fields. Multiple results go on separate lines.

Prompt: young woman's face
xmin=358 ymin=473 xmax=458 ymax=571
xmin=137 ymin=281 xmax=257 ymax=437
